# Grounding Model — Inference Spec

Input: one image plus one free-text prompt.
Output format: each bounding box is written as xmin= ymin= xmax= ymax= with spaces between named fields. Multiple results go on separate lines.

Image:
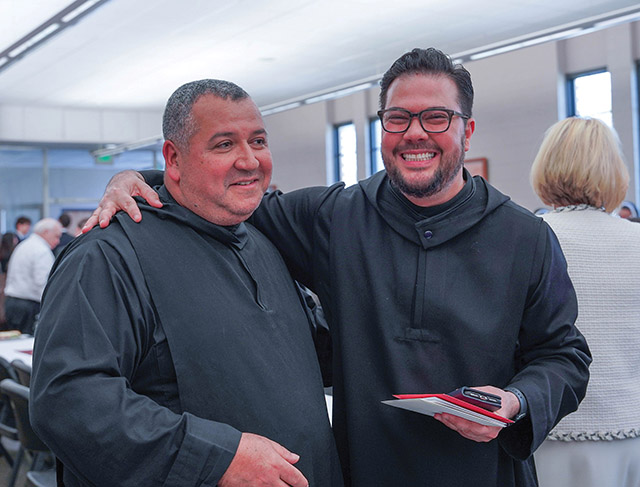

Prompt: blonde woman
xmin=531 ymin=117 xmax=640 ymax=487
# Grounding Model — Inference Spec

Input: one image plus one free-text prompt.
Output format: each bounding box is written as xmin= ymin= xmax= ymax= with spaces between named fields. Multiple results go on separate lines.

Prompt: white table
xmin=0 ymin=336 xmax=34 ymax=367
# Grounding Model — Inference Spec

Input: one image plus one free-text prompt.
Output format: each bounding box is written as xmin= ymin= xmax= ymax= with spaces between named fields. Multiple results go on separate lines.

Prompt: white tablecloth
xmin=0 ymin=336 xmax=34 ymax=367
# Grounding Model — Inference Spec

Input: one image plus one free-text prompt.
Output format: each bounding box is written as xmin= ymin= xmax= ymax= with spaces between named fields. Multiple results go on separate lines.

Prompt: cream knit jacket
xmin=542 ymin=208 xmax=640 ymax=441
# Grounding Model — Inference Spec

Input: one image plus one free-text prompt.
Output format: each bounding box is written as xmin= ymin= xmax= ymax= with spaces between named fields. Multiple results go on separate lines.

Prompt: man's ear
xmin=163 ymin=140 xmax=181 ymax=182
xmin=463 ymin=118 xmax=475 ymax=152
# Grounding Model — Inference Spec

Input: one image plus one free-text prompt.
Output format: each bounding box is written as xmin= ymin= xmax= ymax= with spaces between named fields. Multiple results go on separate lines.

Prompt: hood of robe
xmin=359 ymin=168 xmax=511 ymax=249
xmin=134 ymin=185 xmax=250 ymax=249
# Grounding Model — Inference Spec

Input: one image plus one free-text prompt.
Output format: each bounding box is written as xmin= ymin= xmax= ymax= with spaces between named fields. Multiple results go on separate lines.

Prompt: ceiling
xmin=0 ymin=0 xmax=639 ymax=112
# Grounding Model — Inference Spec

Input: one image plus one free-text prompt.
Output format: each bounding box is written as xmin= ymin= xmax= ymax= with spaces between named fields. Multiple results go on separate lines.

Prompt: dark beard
xmin=385 ymin=153 xmax=464 ymax=199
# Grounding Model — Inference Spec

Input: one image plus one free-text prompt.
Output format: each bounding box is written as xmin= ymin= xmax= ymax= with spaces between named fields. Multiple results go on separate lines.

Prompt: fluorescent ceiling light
xmin=595 ymin=11 xmax=640 ymax=28
xmin=62 ymin=0 xmax=101 ymax=23
xmin=469 ymin=28 xmax=584 ymax=60
xmin=0 ymin=0 xmax=110 ymax=73
xmin=304 ymin=82 xmax=375 ymax=105
xmin=261 ymin=102 xmax=302 ymax=116
xmin=9 ymin=23 xmax=61 ymax=58
xmin=92 ymin=136 xmax=163 ymax=158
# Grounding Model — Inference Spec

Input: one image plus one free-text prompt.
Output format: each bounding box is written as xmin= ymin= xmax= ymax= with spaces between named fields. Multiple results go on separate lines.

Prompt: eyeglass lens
xmin=381 ymin=109 xmax=452 ymax=133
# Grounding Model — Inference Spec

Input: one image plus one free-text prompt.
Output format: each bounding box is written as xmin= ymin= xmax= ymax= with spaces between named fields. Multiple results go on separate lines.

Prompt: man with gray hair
xmin=30 ymin=79 xmax=342 ymax=487
xmin=4 ymin=217 xmax=62 ymax=334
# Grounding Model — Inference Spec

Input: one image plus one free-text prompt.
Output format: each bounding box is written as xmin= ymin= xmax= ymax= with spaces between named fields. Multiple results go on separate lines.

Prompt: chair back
xmin=0 ymin=357 xmax=18 ymax=382
xmin=11 ymin=360 xmax=31 ymax=387
xmin=0 ymin=379 xmax=49 ymax=452
xmin=0 ymin=357 xmax=18 ymax=429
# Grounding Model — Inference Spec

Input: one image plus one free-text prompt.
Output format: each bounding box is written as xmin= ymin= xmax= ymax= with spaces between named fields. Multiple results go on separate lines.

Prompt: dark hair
xmin=58 ymin=213 xmax=71 ymax=228
xmin=379 ymin=48 xmax=473 ymax=117
xmin=162 ymin=79 xmax=250 ymax=151
xmin=15 ymin=216 xmax=31 ymax=226
xmin=1 ymin=232 xmax=18 ymax=271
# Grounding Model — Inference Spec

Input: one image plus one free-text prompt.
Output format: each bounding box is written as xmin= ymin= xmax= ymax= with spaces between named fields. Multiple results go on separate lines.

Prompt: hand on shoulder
xmin=83 ymin=170 xmax=162 ymax=233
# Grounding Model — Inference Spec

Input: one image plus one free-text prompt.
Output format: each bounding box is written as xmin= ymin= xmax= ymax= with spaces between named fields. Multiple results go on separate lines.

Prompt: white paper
xmin=382 ymin=396 xmax=509 ymax=427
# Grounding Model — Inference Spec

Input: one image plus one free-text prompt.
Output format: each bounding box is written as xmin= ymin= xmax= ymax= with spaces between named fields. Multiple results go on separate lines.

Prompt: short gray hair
xmin=33 ymin=218 xmax=62 ymax=235
xmin=162 ymin=79 xmax=250 ymax=151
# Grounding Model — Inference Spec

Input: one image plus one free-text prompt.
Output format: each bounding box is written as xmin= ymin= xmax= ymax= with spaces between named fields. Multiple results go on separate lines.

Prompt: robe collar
xmin=360 ymin=169 xmax=510 ymax=249
xmin=134 ymin=185 xmax=250 ymax=250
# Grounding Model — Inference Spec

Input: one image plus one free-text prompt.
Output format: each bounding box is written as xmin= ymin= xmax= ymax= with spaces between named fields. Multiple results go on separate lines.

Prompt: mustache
xmin=230 ymin=169 xmax=261 ymax=177
xmin=394 ymin=143 xmax=441 ymax=152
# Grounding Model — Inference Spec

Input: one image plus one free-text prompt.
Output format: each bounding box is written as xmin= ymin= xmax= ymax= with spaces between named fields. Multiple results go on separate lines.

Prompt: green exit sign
xmin=95 ymin=155 xmax=114 ymax=164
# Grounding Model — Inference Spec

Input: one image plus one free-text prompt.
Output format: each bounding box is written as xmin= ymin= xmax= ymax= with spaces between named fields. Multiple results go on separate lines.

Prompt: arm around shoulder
xmin=82 ymin=169 xmax=163 ymax=232
xmin=250 ymin=184 xmax=343 ymax=286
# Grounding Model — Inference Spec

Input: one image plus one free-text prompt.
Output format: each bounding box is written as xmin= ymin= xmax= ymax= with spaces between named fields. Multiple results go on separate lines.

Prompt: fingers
xmin=83 ymin=170 xmax=160 ymax=233
xmin=266 ymin=437 xmax=300 ymax=465
xmin=468 ymin=385 xmax=520 ymax=420
xmin=82 ymin=211 xmax=101 ymax=233
xmin=266 ymin=439 xmax=307 ymax=487
xmin=258 ymin=436 xmax=307 ymax=487
xmin=434 ymin=413 xmax=500 ymax=442
xmin=82 ymin=199 xmax=142 ymax=234
xmin=278 ymin=462 xmax=308 ymax=487
xmin=219 ymin=433 xmax=308 ymax=487
xmin=112 ymin=197 xmax=142 ymax=225
xmin=136 ymin=183 xmax=163 ymax=209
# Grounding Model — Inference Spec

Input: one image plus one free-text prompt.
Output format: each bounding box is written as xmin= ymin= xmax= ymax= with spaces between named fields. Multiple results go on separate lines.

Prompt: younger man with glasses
xmin=86 ymin=48 xmax=591 ymax=487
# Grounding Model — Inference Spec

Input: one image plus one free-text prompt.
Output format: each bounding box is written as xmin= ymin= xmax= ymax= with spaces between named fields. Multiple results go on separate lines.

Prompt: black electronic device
xmin=447 ymin=387 xmax=502 ymax=412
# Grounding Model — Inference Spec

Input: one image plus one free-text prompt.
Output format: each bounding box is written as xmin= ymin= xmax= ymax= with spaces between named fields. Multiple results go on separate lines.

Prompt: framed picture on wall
xmin=465 ymin=157 xmax=488 ymax=180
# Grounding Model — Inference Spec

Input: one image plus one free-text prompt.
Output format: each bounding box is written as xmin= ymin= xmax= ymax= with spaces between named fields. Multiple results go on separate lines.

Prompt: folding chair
xmin=0 ymin=379 xmax=55 ymax=487
xmin=10 ymin=359 xmax=31 ymax=387
xmin=0 ymin=358 xmax=21 ymax=486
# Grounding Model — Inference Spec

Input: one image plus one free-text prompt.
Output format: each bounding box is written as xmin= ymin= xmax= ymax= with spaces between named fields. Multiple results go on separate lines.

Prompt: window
xmin=334 ymin=122 xmax=357 ymax=186
xmin=0 ymin=145 xmax=163 ymax=233
xmin=369 ymin=118 xmax=384 ymax=175
xmin=567 ymin=70 xmax=612 ymax=127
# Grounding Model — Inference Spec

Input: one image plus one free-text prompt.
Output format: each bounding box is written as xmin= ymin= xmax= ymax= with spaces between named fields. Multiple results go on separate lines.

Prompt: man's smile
xmin=402 ymin=152 xmax=437 ymax=162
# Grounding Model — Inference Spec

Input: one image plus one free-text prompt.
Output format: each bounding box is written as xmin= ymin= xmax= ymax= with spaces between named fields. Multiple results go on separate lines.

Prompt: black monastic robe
xmin=251 ymin=170 xmax=591 ymax=487
xmin=31 ymin=186 xmax=343 ymax=487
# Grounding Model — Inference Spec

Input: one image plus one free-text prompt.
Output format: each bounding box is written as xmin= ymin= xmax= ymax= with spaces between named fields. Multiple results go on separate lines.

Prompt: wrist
xmin=504 ymin=387 xmax=527 ymax=422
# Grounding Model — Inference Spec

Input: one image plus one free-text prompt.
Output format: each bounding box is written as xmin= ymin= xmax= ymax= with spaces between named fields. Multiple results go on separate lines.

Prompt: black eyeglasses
xmin=377 ymin=108 xmax=469 ymax=134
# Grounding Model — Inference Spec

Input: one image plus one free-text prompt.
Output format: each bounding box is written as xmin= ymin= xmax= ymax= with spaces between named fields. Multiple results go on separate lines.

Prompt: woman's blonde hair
xmin=530 ymin=117 xmax=629 ymax=212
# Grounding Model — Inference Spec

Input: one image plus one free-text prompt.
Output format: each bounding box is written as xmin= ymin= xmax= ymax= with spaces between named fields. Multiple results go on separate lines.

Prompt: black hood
xmin=133 ymin=185 xmax=249 ymax=250
xmin=360 ymin=169 xmax=510 ymax=249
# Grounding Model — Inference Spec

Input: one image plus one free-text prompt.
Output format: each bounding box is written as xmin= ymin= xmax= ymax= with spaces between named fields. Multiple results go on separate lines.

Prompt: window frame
xmin=566 ymin=68 xmax=611 ymax=123
xmin=369 ymin=117 xmax=383 ymax=176
xmin=333 ymin=121 xmax=357 ymax=185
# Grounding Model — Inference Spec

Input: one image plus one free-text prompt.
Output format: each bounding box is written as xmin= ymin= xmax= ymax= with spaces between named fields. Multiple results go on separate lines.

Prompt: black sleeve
xmin=30 ymin=233 xmax=240 ymax=486
xmin=250 ymin=184 xmax=342 ymax=290
xmin=498 ymin=222 xmax=591 ymax=459
xmin=296 ymin=282 xmax=332 ymax=387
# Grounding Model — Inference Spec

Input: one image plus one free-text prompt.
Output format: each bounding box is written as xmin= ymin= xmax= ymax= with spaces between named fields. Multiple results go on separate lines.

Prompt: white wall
xmin=0 ymin=105 xmax=163 ymax=144
xmin=264 ymin=102 xmax=329 ymax=192
xmin=465 ymin=43 xmax=562 ymax=211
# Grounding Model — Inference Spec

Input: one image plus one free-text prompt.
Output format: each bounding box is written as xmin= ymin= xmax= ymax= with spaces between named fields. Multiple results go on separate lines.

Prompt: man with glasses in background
xmin=86 ymin=48 xmax=590 ymax=487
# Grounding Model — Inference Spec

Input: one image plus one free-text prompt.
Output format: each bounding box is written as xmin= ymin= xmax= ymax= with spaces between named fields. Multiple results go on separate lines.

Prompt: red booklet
xmin=382 ymin=393 xmax=513 ymax=427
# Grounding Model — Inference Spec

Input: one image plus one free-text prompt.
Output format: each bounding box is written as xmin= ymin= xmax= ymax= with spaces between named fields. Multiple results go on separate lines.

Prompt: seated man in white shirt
xmin=4 ymin=218 xmax=62 ymax=334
